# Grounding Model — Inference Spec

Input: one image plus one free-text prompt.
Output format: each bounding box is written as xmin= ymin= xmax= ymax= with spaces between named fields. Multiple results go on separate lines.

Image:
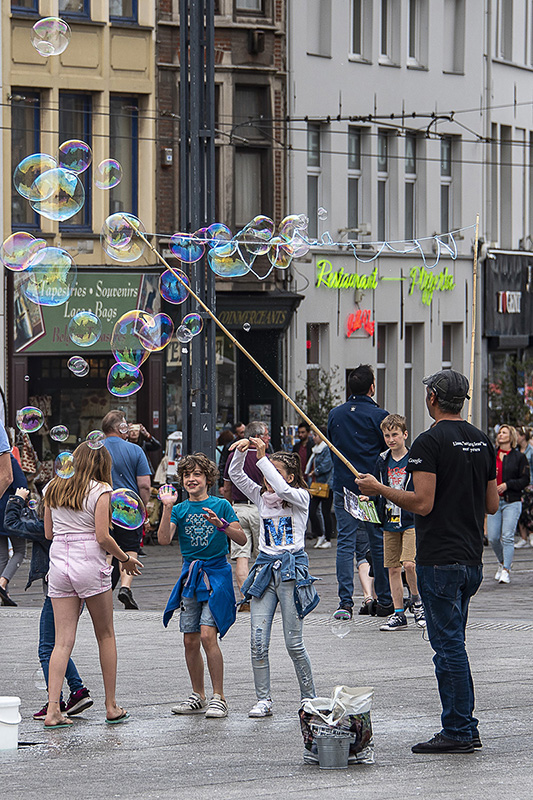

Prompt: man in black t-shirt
xmin=356 ymin=370 xmax=498 ymax=755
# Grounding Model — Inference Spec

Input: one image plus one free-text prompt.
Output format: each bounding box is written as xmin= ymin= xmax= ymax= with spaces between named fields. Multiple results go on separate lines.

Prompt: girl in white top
xmin=43 ymin=442 xmax=142 ymax=729
xmin=228 ymin=436 xmax=316 ymax=717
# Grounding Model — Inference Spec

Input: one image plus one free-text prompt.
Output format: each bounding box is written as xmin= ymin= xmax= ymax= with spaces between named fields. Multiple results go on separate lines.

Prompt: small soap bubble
xmin=50 ymin=425 xmax=69 ymax=442
xmin=68 ymin=311 xmax=102 ymax=347
xmin=30 ymin=168 xmax=85 ymax=222
xmin=94 ymin=159 xmax=122 ymax=189
xmin=243 ymin=323 xmax=251 ymax=332
xmin=31 ymin=17 xmax=71 ymax=57
xmin=159 ymin=269 xmax=190 ymax=304
xmin=118 ymin=421 xmax=129 ymax=435
xmin=268 ymin=237 xmax=292 ymax=269
xmin=1 ymin=232 xmax=46 ymax=272
xmin=181 ymin=313 xmax=203 ymax=336
xmin=86 ymin=430 xmax=105 ymax=450
xmin=111 ymin=488 xmax=145 ymax=530
xmin=54 ymin=451 xmax=75 ymax=479
xmin=329 ymin=613 xmax=353 ymax=639
xmin=68 ymin=356 xmax=90 ymax=377
xmin=28 ymin=499 xmax=38 ymax=510
xmin=158 ymin=484 xmax=178 ymax=501
xmin=58 ymin=140 xmax=92 ymax=174
xmin=13 ymin=154 xmax=57 ymax=201
xmin=107 ymin=362 xmax=144 ymax=397
xmin=32 ymin=667 xmax=47 ymax=691
xmin=24 ymin=375 xmax=30 ymax=382
xmin=16 ymin=406 xmax=44 ymax=433
xmin=317 ymin=207 xmax=328 ymax=221
xmin=176 ymin=325 xmax=193 ymax=344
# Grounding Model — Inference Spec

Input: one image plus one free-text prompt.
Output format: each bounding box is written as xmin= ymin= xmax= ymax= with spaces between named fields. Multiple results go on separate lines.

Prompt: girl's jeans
xmin=39 ymin=596 xmax=83 ymax=696
xmin=486 ymin=499 xmax=521 ymax=570
xmin=250 ymin=570 xmax=315 ymax=701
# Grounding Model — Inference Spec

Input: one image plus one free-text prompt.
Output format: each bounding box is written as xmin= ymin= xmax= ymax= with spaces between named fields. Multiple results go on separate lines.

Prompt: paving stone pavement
xmin=1 ymin=539 xmax=532 ymax=799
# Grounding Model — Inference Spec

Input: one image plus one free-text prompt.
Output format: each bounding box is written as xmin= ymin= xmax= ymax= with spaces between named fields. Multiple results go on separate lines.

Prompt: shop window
xmin=110 ymin=1 xmax=137 ymax=20
xmin=109 ymin=96 xmax=139 ymax=216
xmin=443 ymin=0 xmax=465 ymax=72
xmin=59 ymin=0 xmax=90 ymax=16
xmin=11 ymin=92 xmax=40 ymax=229
xmin=59 ymin=93 xmax=92 ymax=230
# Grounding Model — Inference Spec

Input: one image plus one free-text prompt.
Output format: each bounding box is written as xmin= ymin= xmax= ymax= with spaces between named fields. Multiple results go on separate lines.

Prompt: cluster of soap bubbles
xmin=68 ymin=356 xmax=90 ymax=378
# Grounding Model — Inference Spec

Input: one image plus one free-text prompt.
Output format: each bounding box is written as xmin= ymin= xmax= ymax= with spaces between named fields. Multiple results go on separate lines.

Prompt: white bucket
xmin=0 ymin=697 xmax=21 ymax=751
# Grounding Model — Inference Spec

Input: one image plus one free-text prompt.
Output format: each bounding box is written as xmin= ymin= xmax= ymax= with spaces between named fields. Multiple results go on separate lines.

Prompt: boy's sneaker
xmin=65 ymin=688 xmax=93 ymax=716
xmin=204 ymin=694 xmax=228 ymax=718
xmin=411 ymin=602 xmax=427 ymax=628
xmin=380 ymin=613 xmax=408 ymax=631
xmin=171 ymin=692 xmax=207 ymax=715
xmin=333 ymin=604 xmax=353 ymax=621
xmin=249 ymin=699 xmax=273 ymax=718
xmin=33 ymin=701 xmax=66 ymax=720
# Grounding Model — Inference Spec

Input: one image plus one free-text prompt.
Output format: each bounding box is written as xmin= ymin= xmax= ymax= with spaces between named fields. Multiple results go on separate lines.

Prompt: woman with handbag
xmin=306 ymin=427 xmax=334 ymax=549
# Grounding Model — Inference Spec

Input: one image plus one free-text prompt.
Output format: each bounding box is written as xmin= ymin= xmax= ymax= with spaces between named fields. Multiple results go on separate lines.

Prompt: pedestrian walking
xmin=0 ymin=455 xmax=28 ymax=606
xmin=305 ymin=426 xmax=333 ymax=549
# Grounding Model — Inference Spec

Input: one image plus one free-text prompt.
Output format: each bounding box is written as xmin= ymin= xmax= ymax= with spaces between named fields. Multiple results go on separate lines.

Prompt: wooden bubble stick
xmin=467 ymin=214 xmax=480 ymax=424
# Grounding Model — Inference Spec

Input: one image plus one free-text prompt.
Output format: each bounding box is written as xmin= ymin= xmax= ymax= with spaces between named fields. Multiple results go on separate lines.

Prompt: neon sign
xmin=346 ymin=309 xmax=375 ymax=337
xmin=408 ymin=266 xmax=455 ymax=306
xmin=316 ymin=260 xmax=378 ymax=290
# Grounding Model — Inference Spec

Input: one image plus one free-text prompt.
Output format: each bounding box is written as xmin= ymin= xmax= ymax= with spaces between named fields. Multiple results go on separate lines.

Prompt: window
xmin=59 ymin=0 xmax=90 ymax=15
xmin=404 ymin=133 xmax=417 ymax=239
xmin=306 ymin=323 xmax=329 ymax=408
xmin=377 ymin=131 xmax=389 ymax=241
xmin=443 ymin=0 xmax=465 ymax=72
xmin=351 ymin=0 xmax=372 ymax=59
xmin=497 ymin=0 xmax=513 ymax=60
xmin=380 ymin=0 xmax=400 ymax=63
xmin=376 ymin=324 xmax=387 ymax=410
xmin=307 ymin=123 xmax=321 ymax=238
xmin=11 ymin=0 xmax=38 ymax=11
xmin=307 ymin=0 xmax=332 ymax=57
xmin=234 ymin=86 xmax=268 ymax=140
xmin=307 ymin=123 xmax=321 ymax=168
xmin=348 ymin=127 xmax=361 ymax=231
xmin=404 ymin=324 xmax=413 ymax=435
xmin=407 ymin=0 xmax=428 ymax=67
xmin=109 ymin=1 xmax=137 ymax=21
xmin=234 ymin=150 xmax=263 ymax=228
xmin=59 ymin=93 xmax=92 ymax=229
xmin=442 ymin=323 xmax=463 ymax=370
xmin=109 ymin=96 xmax=138 ymax=217
xmin=500 ymin=125 xmax=512 ymax=248
xmin=405 ymin=323 xmax=424 ymax=435
xmin=235 ymin=0 xmax=263 ymax=11
xmin=233 ymin=86 xmax=271 ymax=228
xmin=11 ymin=92 xmax=40 ymax=228
xmin=440 ymin=136 xmax=452 ymax=234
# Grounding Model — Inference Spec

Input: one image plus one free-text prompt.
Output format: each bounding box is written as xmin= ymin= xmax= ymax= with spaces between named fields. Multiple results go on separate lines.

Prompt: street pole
xmin=179 ymin=0 xmax=217 ymax=459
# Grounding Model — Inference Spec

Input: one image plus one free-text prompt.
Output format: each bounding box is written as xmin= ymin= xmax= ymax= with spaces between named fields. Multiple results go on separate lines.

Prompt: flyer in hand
xmin=343 ymin=487 xmax=381 ymax=524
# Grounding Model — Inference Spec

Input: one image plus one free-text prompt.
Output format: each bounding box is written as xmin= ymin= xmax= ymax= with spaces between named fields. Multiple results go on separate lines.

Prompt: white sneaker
xmin=314 ymin=535 xmax=326 ymax=549
xmin=494 ymin=564 xmax=503 ymax=581
xmin=204 ymin=694 xmax=228 ymax=718
xmin=318 ymin=540 xmax=332 ymax=549
xmin=515 ymin=539 xmax=528 ymax=548
xmin=248 ymin=699 xmax=273 ymax=718
xmin=499 ymin=568 xmax=511 ymax=584
xmin=171 ymin=692 xmax=207 ymax=715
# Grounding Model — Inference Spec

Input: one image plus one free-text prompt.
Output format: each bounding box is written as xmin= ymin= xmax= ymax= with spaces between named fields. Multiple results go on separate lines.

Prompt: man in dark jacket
xmin=327 ymin=364 xmax=393 ymax=620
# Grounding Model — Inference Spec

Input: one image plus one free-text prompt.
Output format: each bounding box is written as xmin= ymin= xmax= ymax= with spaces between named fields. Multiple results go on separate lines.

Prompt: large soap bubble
xmin=242 ymin=216 xmax=275 ymax=256
xmin=68 ymin=356 xmax=90 ymax=377
xmin=13 ymin=154 xmax=57 ymax=200
xmin=30 ymin=168 xmax=85 ymax=222
xmin=267 ymin=237 xmax=292 ymax=269
xmin=95 ymin=159 xmax=122 ymax=189
xmin=159 ymin=269 xmax=190 ymax=304
xmin=22 ymin=247 xmax=77 ymax=307
xmin=107 ymin=362 xmax=144 ymax=397
xmin=137 ymin=313 xmax=174 ymax=352
xmin=50 ymin=425 xmax=69 ymax=442
xmin=207 ymin=223 xmax=232 ymax=247
xmin=58 ymin=140 xmax=92 ymax=174
xmin=54 ymin=451 xmax=75 ymax=479
xmin=1 ymin=232 xmax=46 ymax=272
xmin=111 ymin=488 xmax=145 ymax=530
xmin=31 ymin=17 xmax=71 ymax=57
xmin=101 ymin=213 xmax=146 ymax=263
xmin=111 ymin=310 xmax=152 ymax=368
xmin=68 ymin=311 xmax=102 ymax=347
xmin=181 ymin=313 xmax=203 ymax=336
xmin=207 ymin=248 xmax=252 ymax=278
xmin=16 ymin=406 xmax=44 ymax=433
xmin=169 ymin=233 xmax=205 ymax=264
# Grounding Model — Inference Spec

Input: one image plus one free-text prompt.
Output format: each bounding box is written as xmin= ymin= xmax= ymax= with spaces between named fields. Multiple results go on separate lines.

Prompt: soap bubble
xmin=33 ymin=667 xmax=47 ymax=691
xmin=169 ymin=233 xmax=205 ymax=263
xmin=107 ymin=362 xmax=144 ymax=397
xmin=0 ymin=232 xmax=46 ymax=272
xmin=28 ymin=499 xmax=38 ymax=510
xmin=242 ymin=216 xmax=274 ymax=256
xmin=68 ymin=356 xmax=89 ymax=377
xmin=159 ymin=268 xmax=190 ymax=304
xmin=207 ymin=223 xmax=232 ymax=247
xmin=118 ymin=421 xmax=129 ymax=435
xmin=55 ymin=451 xmax=75 ymax=479
xmin=181 ymin=313 xmax=203 ymax=336
xmin=86 ymin=430 xmax=105 ymax=450
xmin=30 ymin=168 xmax=85 ymax=222
xmin=24 ymin=375 xmax=30 ymax=382
xmin=137 ymin=313 xmax=174 ymax=352
xmin=13 ymin=154 xmax=57 ymax=200
xmin=268 ymin=237 xmax=292 ymax=269
xmin=278 ymin=214 xmax=305 ymax=242
xmin=94 ymin=159 xmax=122 ymax=189
xmin=207 ymin=248 xmax=252 ymax=278
xmin=58 ymin=140 xmax=92 ymax=174
xmin=111 ymin=310 xmax=151 ymax=368
xmin=176 ymin=325 xmax=193 ymax=344
xmin=329 ymin=614 xmax=353 ymax=639
xmin=101 ymin=213 xmax=146 ymax=263
xmin=282 ymin=231 xmax=311 ymax=259
xmin=158 ymin=484 xmax=177 ymax=501
xmin=111 ymin=488 xmax=145 ymax=529
xmin=16 ymin=406 xmax=44 ymax=433
xmin=31 ymin=17 xmax=71 ymax=57
xmin=21 ymin=247 xmax=77 ymax=306
xmin=243 ymin=323 xmax=251 ymax=332
xmin=68 ymin=311 xmax=102 ymax=347
xmin=50 ymin=425 xmax=69 ymax=442
xmin=317 ymin=207 xmax=328 ymax=221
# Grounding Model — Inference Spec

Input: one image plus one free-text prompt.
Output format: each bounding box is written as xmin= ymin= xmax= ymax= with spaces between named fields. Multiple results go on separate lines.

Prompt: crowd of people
xmin=0 ymin=365 xmax=530 ymax=755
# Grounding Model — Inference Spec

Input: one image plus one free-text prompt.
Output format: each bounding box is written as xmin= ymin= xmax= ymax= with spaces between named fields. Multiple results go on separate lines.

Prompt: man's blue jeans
xmin=39 ymin=596 xmax=83 ymax=696
xmin=417 ymin=564 xmax=483 ymax=741
xmin=334 ymin=492 xmax=392 ymax=608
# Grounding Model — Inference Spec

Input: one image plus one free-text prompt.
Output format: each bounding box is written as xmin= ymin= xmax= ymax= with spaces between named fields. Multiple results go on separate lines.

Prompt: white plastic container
xmin=0 ymin=696 xmax=21 ymax=750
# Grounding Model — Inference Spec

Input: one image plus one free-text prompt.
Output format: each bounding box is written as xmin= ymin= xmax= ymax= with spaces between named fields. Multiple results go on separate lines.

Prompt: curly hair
xmin=177 ymin=452 xmax=219 ymax=488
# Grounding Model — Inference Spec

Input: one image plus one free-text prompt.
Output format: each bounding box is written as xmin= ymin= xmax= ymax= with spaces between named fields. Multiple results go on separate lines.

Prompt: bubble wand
xmin=135 ymin=229 xmax=362 ymax=479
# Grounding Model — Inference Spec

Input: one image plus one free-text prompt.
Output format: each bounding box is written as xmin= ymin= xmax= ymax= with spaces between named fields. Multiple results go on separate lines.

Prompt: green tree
xmin=294 ymin=366 xmax=343 ymax=429
xmin=487 ymin=354 xmax=533 ymax=427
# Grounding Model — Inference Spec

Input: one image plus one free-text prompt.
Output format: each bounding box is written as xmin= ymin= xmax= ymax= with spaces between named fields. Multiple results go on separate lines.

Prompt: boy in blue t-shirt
xmin=371 ymin=415 xmax=426 ymax=631
xmin=158 ymin=453 xmax=245 ymax=719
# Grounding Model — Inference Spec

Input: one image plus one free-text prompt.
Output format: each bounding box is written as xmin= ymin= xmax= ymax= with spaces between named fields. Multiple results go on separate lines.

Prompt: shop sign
xmin=217 ymin=309 xmax=289 ymax=329
xmin=13 ymin=271 xmax=160 ymax=354
xmin=346 ymin=309 xmax=375 ymax=337
xmin=497 ymin=291 xmax=521 ymax=314
xmin=408 ymin=266 xmax=455 ymax=306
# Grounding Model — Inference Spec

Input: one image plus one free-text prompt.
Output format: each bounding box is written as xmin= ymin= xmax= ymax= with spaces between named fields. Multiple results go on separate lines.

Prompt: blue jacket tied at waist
xmin=240 ymin=550 xmax=320 ymax=619
xmin=163 ymin=556 xmax=237 ymax=638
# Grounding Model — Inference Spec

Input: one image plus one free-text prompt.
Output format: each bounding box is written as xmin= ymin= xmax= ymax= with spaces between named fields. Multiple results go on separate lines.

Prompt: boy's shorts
xmin=383 ymin=527 xmax=416 ymax=568
xmin=179 ymin=594 xmax=217 ymax=633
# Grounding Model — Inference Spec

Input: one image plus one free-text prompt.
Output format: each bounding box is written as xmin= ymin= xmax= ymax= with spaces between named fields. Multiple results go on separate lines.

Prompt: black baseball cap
xmin=422 ymin=370 xmax=470 ymax=402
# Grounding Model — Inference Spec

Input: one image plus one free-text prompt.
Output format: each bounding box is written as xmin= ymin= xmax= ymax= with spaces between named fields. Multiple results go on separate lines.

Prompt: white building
xmin=286 ymin=0 xmax=533 ymax=437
